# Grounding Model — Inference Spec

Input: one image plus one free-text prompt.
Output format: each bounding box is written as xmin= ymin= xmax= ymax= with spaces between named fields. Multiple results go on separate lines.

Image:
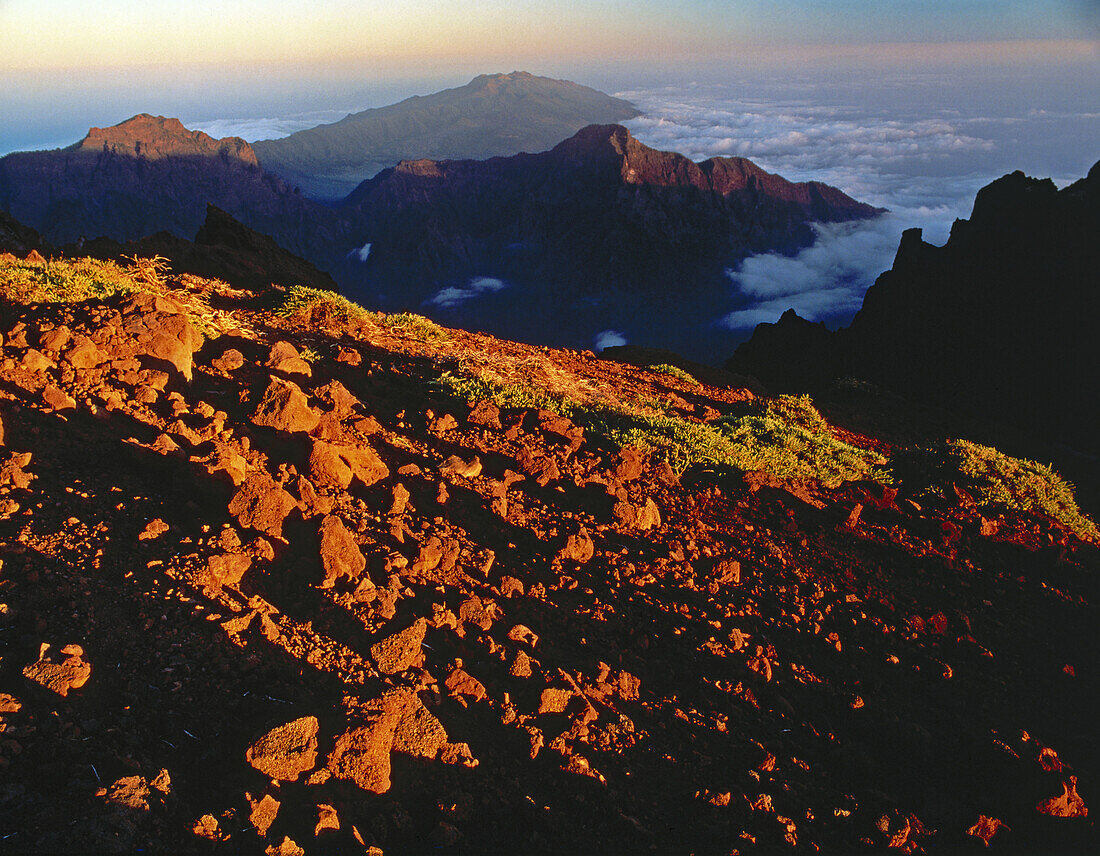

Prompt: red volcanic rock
xmin=967 ymin=815 xmax=1009 ymax=847
xmin=445 ymin=668 xmax=487 ymax=703
xmin=42 ymin=384 xmax=76 ymax=411
xmin=246 ymin=716 xmax=320 ymax=782
xmin=122 ymin=293 xmax=204 ymax=381
xmin=266 ymin=341 xmax=312 ymax=377
xmin=370 ymin=619 xmax=427 ymax=674
xmin=251 ymin=377 xmax=320 ymax=434
xmin=211 ymin=348 xmax=245 ymax=372
xmin=205 ymin=552 xmax=252 ymax=588
xmin=1036 ymin=776 xmax=1089 ymax=818
xmin=247 ymin=794 xmax=281 ymax=836
xmin=327 ymin=715 xmax=399 ymax=794
xmin=558 ymin=527 xmax=594 ymax=564
xmin=318 ymin=515 xmax=366 ymax=587
xmin=22 ymin=643 xmax=92 ymax=697
xmin=309 ymin=440 xmax=354 ymax=490
xmin=228 ymin=472 xmax=298 ymax=537
xmin=342 ymin=444 xmax=390 ymax=488
xmin=335 ymin=346 xmax=361 ymax=365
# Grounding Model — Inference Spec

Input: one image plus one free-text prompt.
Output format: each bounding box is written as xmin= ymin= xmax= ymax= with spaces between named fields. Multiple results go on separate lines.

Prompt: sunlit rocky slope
xmin=0 ymin=249 xmax=1095 ymax=854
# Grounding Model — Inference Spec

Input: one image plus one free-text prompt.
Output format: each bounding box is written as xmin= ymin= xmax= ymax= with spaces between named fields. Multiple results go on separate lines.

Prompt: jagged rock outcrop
xmin=253 ymin=71 xmax=642 ymax=199
xmin=0 ymin=211 xmax=52 ymax=257
xmin=728 ymin=160 xmax=1100 ymax=450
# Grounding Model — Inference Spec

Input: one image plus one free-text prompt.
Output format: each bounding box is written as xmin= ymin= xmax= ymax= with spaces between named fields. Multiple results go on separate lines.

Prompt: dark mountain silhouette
xmin=333 ymin=123 xmax=883 ymax=358
xmin=728 ymin=161 xmax=1100 ymax=450
xmin=73 ymin=204 xmax=339 ymax=294
xmin=0 ymin=114 xmax=348 ymax=260
xmin=0 ymin=210 xmax=51 ymax=256
xmin=253 ymin=71 xmax=641 ymax=199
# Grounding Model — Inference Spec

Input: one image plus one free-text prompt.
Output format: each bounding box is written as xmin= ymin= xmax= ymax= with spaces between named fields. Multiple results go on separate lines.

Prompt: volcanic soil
xmin=0 ymin=268 xmax=1096 ymax=854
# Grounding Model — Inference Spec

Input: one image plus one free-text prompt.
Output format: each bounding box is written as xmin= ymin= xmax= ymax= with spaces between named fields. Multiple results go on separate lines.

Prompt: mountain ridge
xmin=252 ymin=72 xmax=642 ymax=199
xmin=728 ymin=159 xmax=1100 ymax=451
xmin=335 ymin=123 xmax=882 ymax=358
xmin=74 ymin=113 xmax=258 ymax=165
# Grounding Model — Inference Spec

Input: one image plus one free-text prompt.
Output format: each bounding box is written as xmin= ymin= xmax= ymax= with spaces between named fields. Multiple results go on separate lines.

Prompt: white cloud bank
xmin=188 ymin=110 xmax=348 ymax=142
xmin=593 ymin=330 xmax=628 ymax=350
xmin=619 ymin=82 xmax=1022 ymax=331
xmin=427 ymin=276 xmax=509 ymax=309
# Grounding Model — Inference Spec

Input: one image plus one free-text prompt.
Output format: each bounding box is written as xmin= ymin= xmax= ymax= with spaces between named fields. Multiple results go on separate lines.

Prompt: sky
xmin=3 ymin=1 xmax=1097 ymax=154
xmin=3 ymin=1 xmax=1098 ymax=70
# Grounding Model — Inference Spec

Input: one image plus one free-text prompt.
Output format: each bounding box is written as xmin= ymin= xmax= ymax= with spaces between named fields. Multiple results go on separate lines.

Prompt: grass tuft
xmin=277 ymin=285 xmax=371 ymax=325
xmin=438 ymin=370 xmax=573 ymax=414
xmin=377 ymin=312 xmax=449 ymax=342
xmin=649 ymin=363 xmax=699 ymax=385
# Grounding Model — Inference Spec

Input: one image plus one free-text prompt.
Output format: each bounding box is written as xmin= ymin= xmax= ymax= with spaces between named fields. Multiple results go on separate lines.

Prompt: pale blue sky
xmin=2 ymin=1 xmax=1096 ymax=70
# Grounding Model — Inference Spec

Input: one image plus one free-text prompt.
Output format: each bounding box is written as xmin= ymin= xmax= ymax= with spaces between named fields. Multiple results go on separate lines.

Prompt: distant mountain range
xmin=0 ymin=114 xmax=348 ymax=259
xmin=0 ymin=78 xmax=882 ymax=359
xmin=728 ymin=161 xmax=1100 ymax=450
xmin=252 ymin=71 xmax=641 ymax=199
xmin=335 ymin=123 xmax=882 ymax=356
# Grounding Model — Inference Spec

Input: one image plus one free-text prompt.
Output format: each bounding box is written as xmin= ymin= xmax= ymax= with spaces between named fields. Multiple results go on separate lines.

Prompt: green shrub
xmin=649 ymin=363 xmax=699 ymax=385
xmin=903 ymin=440 xmax=1098 ymax=540
xmin=438 ymin=370 xmax=573 ymax=414
xmin=378 ymin=312 xmax=449 ymax=341
xmin=277 ymin=285 xmax=371 ymax=325
xmin=0 ymin=255 xmax=148 ymax=303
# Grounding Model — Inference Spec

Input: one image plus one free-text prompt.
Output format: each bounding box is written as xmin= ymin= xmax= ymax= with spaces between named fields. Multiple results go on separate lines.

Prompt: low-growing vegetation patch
xmin=277 ymin=285 xmax=372 ymax=325
xmin=649 ymin=363 xmax=699 ymax=385
xmin=0 ymin=255 xmax=152 ymax=304
xmin=438 ymin=370 xmax=574 ymax=415
xmin=591 ymin=397 xmax=888 ymax=487
xmin=900 ymin=440 xmax=1098 ymax=540
xmin=377 ymin=311 xmax=450 ymax=342
xmin=437 ymin=366 xmax=886 ymax=487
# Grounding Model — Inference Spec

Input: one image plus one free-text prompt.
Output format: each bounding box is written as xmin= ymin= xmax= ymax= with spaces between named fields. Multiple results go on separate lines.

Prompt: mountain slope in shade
xmin=252 ymin=71 xmax=641 ymax=199
xmin=728 ymin=160 xmax=1100 ymax=451
xmin=334 ymin=123 xmax=883 ymax=359
xmin=0 ymin=114 xmax=348 ymax=260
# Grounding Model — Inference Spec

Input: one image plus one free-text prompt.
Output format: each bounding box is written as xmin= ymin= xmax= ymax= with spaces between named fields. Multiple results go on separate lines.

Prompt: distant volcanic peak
xmin=469 ymin=70 xmax=538 ymax=87
xmin=77 ymin=113 xmax=258 ymax=165
xmin=391 ymin=159 xmax=448 ymax=178
xmin=553 ymin=123 xmax=637 ymax=160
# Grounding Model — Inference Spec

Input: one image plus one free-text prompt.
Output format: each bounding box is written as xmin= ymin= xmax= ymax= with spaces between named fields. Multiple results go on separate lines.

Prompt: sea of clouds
xmin=189 ymin=110 xmax=350 ymax=143
xmin=617 ymin=81 xmax=1027 ymax=333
